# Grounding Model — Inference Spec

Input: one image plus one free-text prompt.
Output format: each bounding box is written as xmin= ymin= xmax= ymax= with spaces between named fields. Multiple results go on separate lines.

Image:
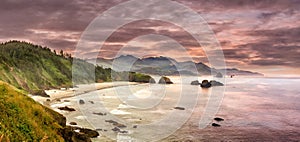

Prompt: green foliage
xmin=0 ymin=41 xmax=112 ymax=92
xmin=0 ymin=81 xmax=64 ymax=141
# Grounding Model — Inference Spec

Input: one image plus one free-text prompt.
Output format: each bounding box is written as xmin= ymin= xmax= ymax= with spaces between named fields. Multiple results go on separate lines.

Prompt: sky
xmin=0 ymin=0 xmax=299 ymax=76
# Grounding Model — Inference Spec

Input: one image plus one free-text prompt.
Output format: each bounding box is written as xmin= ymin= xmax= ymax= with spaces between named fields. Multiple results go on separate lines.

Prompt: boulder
xmin=79 ymin=99 xmax=85 ymax=104
xmin=58 ymin=106 xmax=76 ymax=112
xmin=69 ymin=122 xmax=77 ymax=125
xmin=174 ymin=107 xmax=185 ymax=110
xmin=214 ymin=117 xmax=224 ymax=122
xmin=158 ymin=76 xmax=173 ymax=84
xmin=200 ymin=80 xmax=224 ymax=88
xmin=191 ymin=80 xmax=200 ymax=85
xmin=212 ymin=123 xmax=221 ymax=127
xmin=200 ymin=80 xmax=211 ymax=88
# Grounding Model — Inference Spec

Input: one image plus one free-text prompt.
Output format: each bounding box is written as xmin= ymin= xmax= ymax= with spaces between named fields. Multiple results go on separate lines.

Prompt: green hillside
xmin=0 ymin=41 xmax=153 ymax=94
xmin=0 ymin=81 xmax=65 ymax=141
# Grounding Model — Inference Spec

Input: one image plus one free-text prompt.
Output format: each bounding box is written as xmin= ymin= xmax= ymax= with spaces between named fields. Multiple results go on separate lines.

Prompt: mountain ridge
xmin=87 ymin=55 xmax=264 ymax=76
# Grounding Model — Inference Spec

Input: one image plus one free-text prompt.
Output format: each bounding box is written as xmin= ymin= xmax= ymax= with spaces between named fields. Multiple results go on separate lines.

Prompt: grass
xmin=0 ymin=81 xmax=64 ymax=141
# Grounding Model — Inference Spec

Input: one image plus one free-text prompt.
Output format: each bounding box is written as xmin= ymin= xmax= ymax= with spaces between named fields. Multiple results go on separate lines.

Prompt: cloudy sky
xmin=0 ymin=0 xmax=299 ymax=76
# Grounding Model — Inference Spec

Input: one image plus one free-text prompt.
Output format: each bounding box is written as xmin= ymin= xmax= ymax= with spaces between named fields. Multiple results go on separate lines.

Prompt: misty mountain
xmin=86 ymin=55 xmax=264 ymax=76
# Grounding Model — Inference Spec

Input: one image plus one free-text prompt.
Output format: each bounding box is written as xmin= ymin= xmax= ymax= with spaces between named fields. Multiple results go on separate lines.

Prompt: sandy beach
xmin=30 ymin=77 xmax=300 ymax=142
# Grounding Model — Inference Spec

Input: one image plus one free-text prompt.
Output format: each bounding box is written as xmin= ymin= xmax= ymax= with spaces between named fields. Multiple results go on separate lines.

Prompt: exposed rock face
xmin=191 ymin=80 xmax=200 ymax=85
xmin=58 ymin=106 xmax=76 ymax=112
xmin=158 ymin=76 xmax=173 ymax=84
xmin=200 ymin=80 xmax=211 ymax=88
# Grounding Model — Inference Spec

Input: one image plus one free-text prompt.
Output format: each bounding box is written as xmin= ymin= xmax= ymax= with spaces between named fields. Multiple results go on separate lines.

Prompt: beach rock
xmin=174 ymin=107 xmax=185 ymax=110
xmin=59 ymin=126 xmax=91 ymax=142
xmin=149 ymin=78 xmax=156 ymax=84
xmin=93 ymin=112 xmax=107 ymax=116
xmin=215 ymin=72 xmax=223 ymax=78
xmin=79 ymin=99 xmax=85 ymax=104
xmin=46 ymin=99 xmax=51 ymax=102
xmin=133 ymin=125 xmax=137 ymax=128
xmin=105 ymin=120 xmax=126 ymax=128
xmin=58 ymin=106 xmax=76 ymax=112
xmin=88 ymin=101 xmax=94 ymax=104
xmin=210 ymin=80 xmax=224 ymax=86
xmin=191 ymin=80 xmax=200 ymax=85
xmin=78 ymin=128 xmax=100 ymax=138
xmin=214 ymin=117 xmax=224 ymax=122
xmin=64 ymin=100 xmax=70 ymax=102
xmin=69 ymin=122 xmax=77 ymax=125
xmin=200 ymin=80 xmax=211 ymax=88
xmin=212 ymin=123 xmax=221 ymax=127
xmin=158 ymin=76 xmax=173 ymax=84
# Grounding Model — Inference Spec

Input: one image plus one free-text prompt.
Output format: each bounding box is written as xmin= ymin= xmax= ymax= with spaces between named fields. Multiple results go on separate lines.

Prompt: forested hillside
xmin=0 ymin=41 xmax=152 ymax=94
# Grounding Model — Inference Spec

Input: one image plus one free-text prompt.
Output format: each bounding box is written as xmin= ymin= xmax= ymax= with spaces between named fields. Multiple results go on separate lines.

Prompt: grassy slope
xmin=0 ymin=81 xmax=65 ymax=141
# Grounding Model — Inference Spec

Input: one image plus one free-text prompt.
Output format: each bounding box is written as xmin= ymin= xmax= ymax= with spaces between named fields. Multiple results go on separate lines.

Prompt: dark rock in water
xmin=58 ymin=106 xmax=76 ymax=112
xmin=105 ymin=120 xmax=126 ymax=128
xmin=32 ymin=90 xmax=50 ymax=97
xmin=210 ymin=80 xmax=224 ymax=86
xmin=79 ymin=99 xmax=85 ymax=104
xmin=200 ymin=80 xmax=211 ymax=88
xmin=200 ymin=80 xmax=224 ymax=88
xmin=215 ymin=72 xmax=223 ymax=78
xmin=158 ymin=76 xmax=173 ymax=84
xmin=69 ymin=122 xmax=77 ymax=125
xmin=112 ymin=127 xmax=120 ymax=132
xmin=174 ymin=107 xmax=185 ymax=110
xmin=93 ymin=112 xmax=107 ymax=116
xmin=212 ymin=123 xmax=221 ymax=127
xmin=149 ymin=78 xmax=156 ymax=84
xmin=191 ymin=80 xmax=200 ymax=85
xmin=214 ymin=117 xmax=224 ymax=122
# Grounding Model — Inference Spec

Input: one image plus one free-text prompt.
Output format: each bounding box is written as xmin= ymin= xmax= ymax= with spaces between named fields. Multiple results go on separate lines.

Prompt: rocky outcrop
xmin=191 ymin=80 xmax=200 ymax=85
xmin=149 ymin=78 xmax=156 ymax=84
xmin=59 ymin=126 xmax=99 ymax=142
xmin=200 ymin=80 xmax=212 ymax=88
xmin=200 ymin=80 xmax=224 ymax=88
xmin=58 ymin=106 xmax=76 ymax=112
xmin=158 ymin=76 xmax=173 ymax=84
